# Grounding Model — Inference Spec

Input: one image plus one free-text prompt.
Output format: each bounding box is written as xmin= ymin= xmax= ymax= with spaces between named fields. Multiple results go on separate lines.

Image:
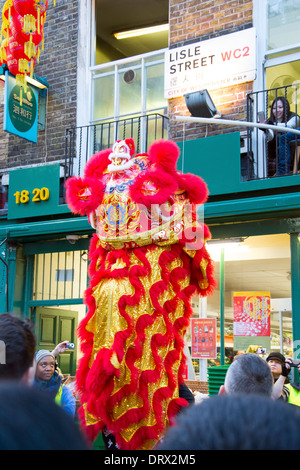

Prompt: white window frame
xmin=251 ymin=0 xmax=300 ymax=177
xmin=253 ymin=0 xmax=300 ymax=92
xmin=75 ymin=0 xmax=168 ymax=175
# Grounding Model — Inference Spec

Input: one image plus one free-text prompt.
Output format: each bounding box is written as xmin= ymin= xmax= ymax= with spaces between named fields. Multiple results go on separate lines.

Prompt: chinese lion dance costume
xmin=65 ymin=138 xmax=216 ymax=450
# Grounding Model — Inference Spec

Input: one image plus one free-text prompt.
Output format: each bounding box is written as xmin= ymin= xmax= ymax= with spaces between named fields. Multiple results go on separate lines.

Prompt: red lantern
xmin=13 ymin=0 xmax=48 ymax=34
xmin=8 ymin=33 xmax=36 ymax=61
xmin=6 ymin=51 xmax=19 ymax=75
xmin=8 ymin=35 xmax=24 ymax=59
xmin=10 ymin=7 xmax=44 ymax=46
xmin=13 ymin=0 xmax=38 ymax=17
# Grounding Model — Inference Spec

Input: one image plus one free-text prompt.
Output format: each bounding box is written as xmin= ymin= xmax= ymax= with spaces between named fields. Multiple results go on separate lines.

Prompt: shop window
xmin=55 ymin=269 xmax=74 ymax=282
xmin=188 ymin=234 xmax=292 ymax=375
xmin=32 ymin=251 xmax=88 ymax=301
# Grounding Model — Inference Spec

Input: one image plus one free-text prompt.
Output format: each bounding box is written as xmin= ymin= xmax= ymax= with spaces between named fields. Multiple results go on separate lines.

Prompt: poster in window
xmin=191 ymin=318 xmax=217 ymax=359
xmin=233 ymin=291 xmax=271 ymax=337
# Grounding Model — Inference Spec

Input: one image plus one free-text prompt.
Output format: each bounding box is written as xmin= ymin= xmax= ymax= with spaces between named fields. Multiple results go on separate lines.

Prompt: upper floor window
xmin=94 ymin=0 xmax=169 ymax=65
xmin=90 ymin=0 xmax=169 ymax=143
xmin=267 ymin=0 xmax=300 ymax=51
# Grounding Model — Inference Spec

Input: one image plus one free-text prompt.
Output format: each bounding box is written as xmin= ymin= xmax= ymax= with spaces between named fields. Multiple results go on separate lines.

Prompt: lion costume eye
xmin=129 ymin=169 xmax=178 ymax=207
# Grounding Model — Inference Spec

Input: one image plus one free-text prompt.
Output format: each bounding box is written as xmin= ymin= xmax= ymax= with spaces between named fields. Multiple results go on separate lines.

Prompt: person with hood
xmin=33 ymin=350 xmax=76 ymax=418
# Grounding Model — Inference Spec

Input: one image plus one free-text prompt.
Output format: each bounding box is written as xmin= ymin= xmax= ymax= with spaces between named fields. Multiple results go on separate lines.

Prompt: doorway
xmin=35 ymin=307 xmax=78 ymax=375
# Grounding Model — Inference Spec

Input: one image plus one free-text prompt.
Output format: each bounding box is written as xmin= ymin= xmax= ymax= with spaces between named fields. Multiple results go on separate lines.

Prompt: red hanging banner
xmin=233 ymin=291 xmax=271 ymax=337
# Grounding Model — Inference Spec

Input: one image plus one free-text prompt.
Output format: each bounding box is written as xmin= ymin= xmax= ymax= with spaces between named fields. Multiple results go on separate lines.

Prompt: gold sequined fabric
xmin=82 ymin=243 xmax=197 ymax=449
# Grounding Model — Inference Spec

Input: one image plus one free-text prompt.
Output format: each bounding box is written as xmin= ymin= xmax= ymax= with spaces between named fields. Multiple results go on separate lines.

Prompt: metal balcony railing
xmin=246 ymin=83 xmax=300 ymax=180
xmin=63 ymin=112 xmax=169 ymax=181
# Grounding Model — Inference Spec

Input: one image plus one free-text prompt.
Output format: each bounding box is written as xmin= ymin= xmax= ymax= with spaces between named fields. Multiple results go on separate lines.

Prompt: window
xmin=33 ymin=251 xmax=88 ymax=301
xmin=94 ymin=0 xmax=169 ymax=66
xmin=267 ymin=0 xmax=300 ymax=51
xmin=91 ymin=0 xmax=168 ymax=126
xmin=266 ymin=60 xmax=300 ymax=112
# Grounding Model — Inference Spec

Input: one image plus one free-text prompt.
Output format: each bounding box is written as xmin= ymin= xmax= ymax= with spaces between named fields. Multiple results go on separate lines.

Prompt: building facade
xmin=0 ymin=0 xmax=299 ymax=377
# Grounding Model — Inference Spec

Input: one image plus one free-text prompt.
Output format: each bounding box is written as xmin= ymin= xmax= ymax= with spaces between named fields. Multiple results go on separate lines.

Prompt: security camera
xmin=66 ymin=234 xmax=79 ymax=244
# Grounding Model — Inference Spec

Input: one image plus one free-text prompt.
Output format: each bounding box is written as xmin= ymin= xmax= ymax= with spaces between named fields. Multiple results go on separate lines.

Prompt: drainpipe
xmin=220 ymin=247 xmax=225 ymax=366
xmin=0 ymin=237 xmax=8 ymax=313
xmin=290 ymin=233 xmax=300 ymax=355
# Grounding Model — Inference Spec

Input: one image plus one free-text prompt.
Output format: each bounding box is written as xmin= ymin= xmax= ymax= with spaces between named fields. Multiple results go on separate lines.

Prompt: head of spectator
xmin=266 ymin=352 xmax=288 ymax=381
xmin=35 ymin=350 xmax=56 ymax=383
xmin=0 ymin=381 xmax=89 ymax=450
xmin=34 ymin=349 xmax=76 ymax=418
xmin=158 ymin=393 xmax=300 ymax=450
xmin=0 ymin=313 xmax=36 ymax=385
xmin=269 ymin=96 xmax=291 ymax=124
xmin=219 ymin=353 xmax=273 ymax=397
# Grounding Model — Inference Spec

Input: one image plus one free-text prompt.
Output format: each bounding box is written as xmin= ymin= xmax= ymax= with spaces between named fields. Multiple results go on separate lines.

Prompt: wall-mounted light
xmin=0 ymin=65 xmax=48 ymax=90
xmin=113 ymin=23 xmax=169 ymax=40
xmin=66 ymin=234 xmax=80 ymax=245
xmin=207 ymin=238 xmax=245 ymax=246
xmin=184 ymin=89 xmax=221 ymax=118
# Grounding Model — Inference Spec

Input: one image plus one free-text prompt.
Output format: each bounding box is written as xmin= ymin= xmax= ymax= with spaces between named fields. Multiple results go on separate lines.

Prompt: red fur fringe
xmin=83 ymin=148 xmax=111 ymax=178
xmin=129 ymin=169 xmax=178 ymax=207
xmin=65 ymin=176 xmax=105 ymax=215
xmin=175 ymin=172 xmax=209 ymax=204
xmin=149 ymin=139 xmax=180 ymax=172
xmin=76 ymin=237 xmax=215 ymax=450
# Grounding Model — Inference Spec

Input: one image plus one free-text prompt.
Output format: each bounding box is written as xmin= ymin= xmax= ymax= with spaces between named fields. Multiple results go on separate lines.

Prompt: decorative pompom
xmin=175 ymin=172 xmax=209 ymax=204
xmin=84 ymin=148 xmax=111 ymax=178
xmin=129 ymin=169 xmax=178 ymax=207
xmin=149 ymin=139 xmax=180 ymax=172
xmin=125 ymin=138 xmax=135 ymax=156
xmin=65 ymin=176 xmax=105 ymax=216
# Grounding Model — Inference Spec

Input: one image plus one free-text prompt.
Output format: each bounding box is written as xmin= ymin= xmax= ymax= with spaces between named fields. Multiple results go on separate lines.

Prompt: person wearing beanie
xmin=267 ymin=352 xmax=290 ymax=401
xmin=33 ymin=350 xmax=76 ymax=418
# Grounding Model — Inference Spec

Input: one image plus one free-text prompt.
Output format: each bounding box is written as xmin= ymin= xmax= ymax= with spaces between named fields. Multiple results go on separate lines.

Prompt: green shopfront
xmin=0 ymin=163 xmax=92 ymax=375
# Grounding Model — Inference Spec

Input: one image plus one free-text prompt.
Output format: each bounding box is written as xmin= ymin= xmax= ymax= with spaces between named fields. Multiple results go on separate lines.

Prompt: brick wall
xmin=0 ymin=0 xmax=79 ymax=173
xmin=168 ymin=0 xmax=254 ymax=142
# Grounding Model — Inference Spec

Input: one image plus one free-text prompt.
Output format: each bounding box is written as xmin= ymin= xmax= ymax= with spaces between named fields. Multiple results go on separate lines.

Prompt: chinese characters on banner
xmin=233 ymin=292 xmax=271 ymax=337
xmin=191 ymin=318 xmax=217 ymax=359
xmin=3 ymin=71 xmax=38 ymax=143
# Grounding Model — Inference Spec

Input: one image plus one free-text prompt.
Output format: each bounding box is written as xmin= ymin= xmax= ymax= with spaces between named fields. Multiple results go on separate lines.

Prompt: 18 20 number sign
xmin=14 ymin=187 xmax=50 ymax=204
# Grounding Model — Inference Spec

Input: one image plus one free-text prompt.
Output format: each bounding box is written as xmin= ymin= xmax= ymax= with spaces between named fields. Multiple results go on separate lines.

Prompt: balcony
xmin=246 ymin=82 xmax=300 ymax=180
xmin=62 ymin=84 xmax=300 ymax=214
xmin=63 ymin=112 xmax=168 ymax=180
xmin=172 ymin=83 xmax=300 ymax=210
